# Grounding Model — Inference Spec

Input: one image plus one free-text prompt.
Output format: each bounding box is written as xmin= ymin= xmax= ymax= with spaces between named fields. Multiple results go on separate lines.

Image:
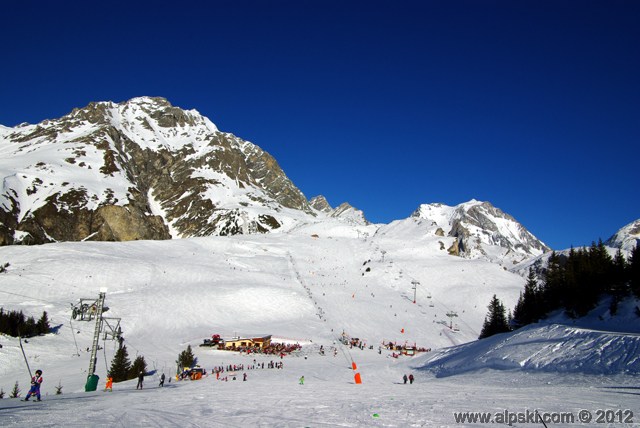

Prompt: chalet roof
xmin=222 ymin=334 xmax=272 ymax=341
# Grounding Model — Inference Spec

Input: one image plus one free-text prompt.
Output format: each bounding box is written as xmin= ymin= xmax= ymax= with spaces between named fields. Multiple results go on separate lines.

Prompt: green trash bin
xmin=85 ymin=374 xmax=100 ymax=392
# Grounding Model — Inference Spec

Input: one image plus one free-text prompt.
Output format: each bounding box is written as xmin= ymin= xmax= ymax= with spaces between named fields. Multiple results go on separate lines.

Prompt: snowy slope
xmin=1 ymin=219 xmax=521 ymax=391
xmin=419 ymin=320 xmax=640 ymax=378
xmin=0 ymin=222 xmax=638 ymax=426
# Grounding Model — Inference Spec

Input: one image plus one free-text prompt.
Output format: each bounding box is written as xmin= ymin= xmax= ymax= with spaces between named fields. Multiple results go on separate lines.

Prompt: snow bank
xmin=419 ymin=321 xmax=640 ymax=377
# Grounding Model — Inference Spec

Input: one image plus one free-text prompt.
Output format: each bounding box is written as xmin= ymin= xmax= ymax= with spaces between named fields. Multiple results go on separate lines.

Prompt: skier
xmin=136 ymin=371 xmax=144 ymax=389
xmin=24 ymin=369 xmax=43 ymax=401
xmin=104 ymin=375 xmax=113 ymax=392
xmin=299 ymin=376 xmax=305 ymax=385
xmin=243 ymin=373 xmax=247 ymax=381
xmin=159 ymin=373 xmax=165 ymax=387
xmin=403 ymin=374 xmax=408 ymax=384
xmin=409 ymin=374 xmax=414 ymax=384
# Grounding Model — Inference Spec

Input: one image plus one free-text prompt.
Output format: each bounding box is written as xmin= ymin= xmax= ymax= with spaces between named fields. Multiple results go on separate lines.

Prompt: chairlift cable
xmin=103 ymin=336 xmax=110 ymax=374
xmin=68 ymin=314 xmax=81 ymax=357
xmin=0 ymin=289 xmax=59 ymax=305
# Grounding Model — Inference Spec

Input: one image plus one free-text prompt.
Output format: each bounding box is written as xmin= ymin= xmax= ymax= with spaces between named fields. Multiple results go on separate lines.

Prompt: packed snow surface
xmin=0 ymin=221 xmax=638 ymax=426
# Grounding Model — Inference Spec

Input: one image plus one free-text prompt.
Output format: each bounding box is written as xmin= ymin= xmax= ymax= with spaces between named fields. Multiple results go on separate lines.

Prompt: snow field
xmin=0 ymin=221 xmax=638 ymax=426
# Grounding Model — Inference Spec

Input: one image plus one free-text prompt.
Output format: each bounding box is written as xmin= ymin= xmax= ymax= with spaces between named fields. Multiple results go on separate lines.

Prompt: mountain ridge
xmin=0 ymin=97 xmax=313 ymax=244
xmin=2 ymin=96 xmax=620 ymax=268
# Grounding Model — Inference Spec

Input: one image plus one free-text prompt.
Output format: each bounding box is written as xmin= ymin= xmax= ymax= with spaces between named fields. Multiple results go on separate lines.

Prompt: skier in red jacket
xmin=24 ymin=370 xmax=43 ymax=401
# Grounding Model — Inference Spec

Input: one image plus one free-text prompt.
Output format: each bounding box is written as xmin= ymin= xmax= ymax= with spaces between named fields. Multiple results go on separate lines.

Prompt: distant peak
xmin=605 ymin=219 xmax=640 ymax=252
xmin=310 ymin=195 xmax=332 ymax=213
xmin=123 ymin=96 xmax=171 ymax=107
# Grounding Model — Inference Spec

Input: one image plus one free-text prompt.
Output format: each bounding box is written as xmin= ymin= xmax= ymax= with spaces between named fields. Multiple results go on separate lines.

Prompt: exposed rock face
xmin=0 ymin=97 xmax=312 ymax=245
xmin=412 ymin=200 xmax=550 ymax=264
xmin=447 ymin=239 xmax=460 ymax=256
xmin=17 ymin=197 xmax=170 ymax=244
xmin=331 ymin=202 xmax=370 ymax=226
xmin=309 ymin=195 xmax=332 ymax=213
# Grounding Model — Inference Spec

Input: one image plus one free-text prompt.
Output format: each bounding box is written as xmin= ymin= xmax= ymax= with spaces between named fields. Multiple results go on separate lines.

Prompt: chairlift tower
xmin=70 ymin=289 xmax=122 ymax=391
xmin=445 ymin=311 xmax=458 ymax=330
xmin=411 ymin=280 xmax=419 ymax=304
xmin=86 ymin=292 xmax=106 ymax=381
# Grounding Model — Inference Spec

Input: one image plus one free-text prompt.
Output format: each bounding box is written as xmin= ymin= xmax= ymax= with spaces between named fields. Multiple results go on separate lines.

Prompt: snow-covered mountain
xmin=0 ymin=97 xmax=314 ymax=245
xmin=606 ymin=219 xmax=640 ymax=252
xmin=310 ymin=195 xmax=369 ymax=226
xmin=407 ymin=200 xmax=550 ymax=265
xmin=2 ymin=97 xmax=554 ymax=270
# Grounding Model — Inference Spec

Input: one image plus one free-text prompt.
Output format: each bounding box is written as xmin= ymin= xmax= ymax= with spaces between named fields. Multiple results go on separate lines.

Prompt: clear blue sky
xmin=2 ymin=1 xmax=638 ymax=250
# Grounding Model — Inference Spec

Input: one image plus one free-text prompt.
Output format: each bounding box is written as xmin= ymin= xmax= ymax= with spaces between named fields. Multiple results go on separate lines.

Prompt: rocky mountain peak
xmin=331 ymin=202 xmax=369 ymax=226
xmin=309 ymin=195 xmax=332 ymax=213
xmin=0 ymin=97 xmax=312 ymax=245
xmin=605 ymin=219 xmax=640 ymax=252
xmin=309 ymin=196 xmax=369 ymax=226
xmin=412 ymin=200 xmax=550 ymax=264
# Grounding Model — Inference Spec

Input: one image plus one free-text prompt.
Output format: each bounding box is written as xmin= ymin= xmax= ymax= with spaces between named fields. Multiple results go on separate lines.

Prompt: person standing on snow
xmin=403 ymin=374 xmax=408 ymax=384
xmin=136 ymin=371 xmax=144 ymax=389
xmin=105 ymin=375 xmax=113 ymax=392
xmin=24 ymin=369 xmax=43 ymax=401
xmin=159 ymin=373 xmax=165 ymax=387
xmin=409 ymin=374 xmax=414 ymax=384
xmin=299 ymin=376 xmax=305 ymax=385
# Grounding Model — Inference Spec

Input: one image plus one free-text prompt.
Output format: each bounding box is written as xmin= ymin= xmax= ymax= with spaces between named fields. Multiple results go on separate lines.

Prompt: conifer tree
xmin=129 ymin=355 xmax=148 ymax=380
xmin=10 ymin=382 xmax=20 ymax=398
xmin=609 ymin=249 xmax=628 ymax=315
xmin=176 ymin=345 xmax=196 ymax=372
xmin=109 ymin=345 xmax=131 ymax=382
xmin=0 ymin=308 xmax=6 ymax=335
xmin=479 ymin=295 xmax=511 ymax=339
xmin=513 ymin=268 xmax=541 ymax=328
xmin=36 ymin=311 xmax=50 ymax=335
xmin=23 ymin=316 xmax=37 ymax=337
xmin=629 ymin=244 xmax=640 ymax=299
xmin=542 ymin=251 xmax=564 ymax=313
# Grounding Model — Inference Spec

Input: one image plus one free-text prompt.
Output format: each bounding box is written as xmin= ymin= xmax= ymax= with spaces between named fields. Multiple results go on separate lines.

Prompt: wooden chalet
xmin=223 ymin=335 xmax=272 ymax=350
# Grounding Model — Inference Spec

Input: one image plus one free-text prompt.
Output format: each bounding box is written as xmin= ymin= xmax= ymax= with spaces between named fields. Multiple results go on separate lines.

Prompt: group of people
xmin=228 ymin=342 xmax=302 ymax=357
xmin=22 ymin=342 xmax=420 ymax=400
xmin=103 ymin=371 xmax=165 ymax=392
xmin=384 ymin=341 xmax=431 ymax=353
xmin=402 ymin=374 xmax=415 ymax=384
